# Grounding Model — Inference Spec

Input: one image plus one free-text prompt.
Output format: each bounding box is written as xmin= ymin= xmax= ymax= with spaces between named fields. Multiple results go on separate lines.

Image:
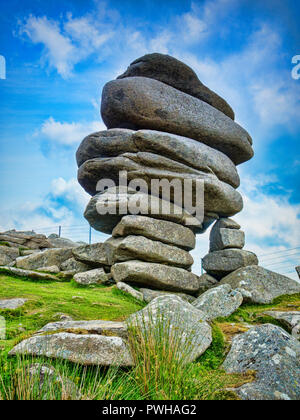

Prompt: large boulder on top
xmin=202 ymin=249 xmax=258 ymax=280
xmin=192 ymin=284 xmax=243 ymax=320
xmin=220 ymin=265 xmax=300 ymax=304
xmin=111 ymin=260 xmax=200 ymax=294
xmin=127 ymin=295 xmax=212 ymax=363
xmin=223 ymin=324 xmax=300 ymax=400
xmin=76 ymin=128 xmax=240 ymax=189
xmin=112 ymin=215 xmax=196 ymax=251
xmin=117 ymin=53 xmax=235 ymax=119
xmin=78 ymin=153 xmax=243 ymax=217
xmin=101 ymin=77 xmax=253 ymax=165
xmin=9 ymin=333 xmax=133 ymax=366
xmin=104 ymin=235 xmax=193 ymax=268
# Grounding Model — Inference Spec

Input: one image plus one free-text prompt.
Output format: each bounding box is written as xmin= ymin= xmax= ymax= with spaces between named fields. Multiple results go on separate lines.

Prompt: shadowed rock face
xmin=117 ymin=53 xmax=235 ymax=119
xmin=101 ymin=77 xmax=253 ymax=165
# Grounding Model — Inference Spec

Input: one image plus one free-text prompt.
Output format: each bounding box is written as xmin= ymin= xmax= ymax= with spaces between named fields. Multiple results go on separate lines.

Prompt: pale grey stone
xmin=220 ymin=266 xmax=300 ymax=304
xmin=0 ymin=298 xmax=27 ymax=309
xmin=16 ymin=248 xmax=73 ymax=271
xmin=116 ymin=282 xmax=144 ymax=301
xmin=202 ymin=249 xmax=258 ymax=279
xmin=104 ymin=235 xmax=193 ymax=269
xmin=72 ymin=243 xmax=109 ymax=267
xmin=140 ymin=288 xmax=196 ymax=304
xmin=127 ymin=295 xmax=212 ymax=363
xmin=117 ymin=53 xmax=235 ymax=119
xmin=112 ymin=260 xmax=200 ymax=293
xmin=101 ymin=77 xmax=254 ymax=165
xmin=0 ymin=266 xmax=58 ymax=281
xmin=73 ymin=268 xmax=109 ymax=285
xmin=112 ymin=215 xmax=196 ymax=251
xmin=9 ymin=333 xmax=134 ymax=366
xmin=0 ymin=246 xmax=19 ymax=266
xmin=37 ymin=320 xmax=128 ymax=339
xmin=210 ymin=227 xmax=245 ymax=252
xmin=192 ymin=284 xmax=243 ymax=320
xmin=263 ymin=311 xmax=300 ymax=339
xmin=223 ymin=324 xmax=300 ymax=400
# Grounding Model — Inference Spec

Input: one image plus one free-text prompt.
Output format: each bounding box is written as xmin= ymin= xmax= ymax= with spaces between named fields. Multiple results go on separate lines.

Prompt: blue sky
xmin=0 ymin=0 xmax=299 ymax=278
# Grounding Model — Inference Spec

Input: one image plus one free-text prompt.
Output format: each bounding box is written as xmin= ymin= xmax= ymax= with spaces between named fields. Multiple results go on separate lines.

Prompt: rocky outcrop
xmin=117 ymin=53 xmax=235 ymax=119
xmin=127 ymin=295 xmax=212 ymax=363
xmin=0 ymin=230 xmax=52 ymax=249
xmin=223 ymin=324 xmax=300 ymax=400
xmin=192 ymin=284 xmax=243 ymax=320
xmin=220 ymin=266 xmax=300 ymax=304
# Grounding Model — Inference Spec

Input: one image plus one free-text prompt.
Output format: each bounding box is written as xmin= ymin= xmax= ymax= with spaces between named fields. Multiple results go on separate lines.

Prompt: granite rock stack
xmin=76 ymin=53 xmax=256 ymax=294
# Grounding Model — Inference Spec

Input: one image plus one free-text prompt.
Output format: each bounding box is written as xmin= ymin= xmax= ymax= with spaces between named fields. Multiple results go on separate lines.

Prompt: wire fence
xmin=5 ymin=224 xmax=300 ymax=279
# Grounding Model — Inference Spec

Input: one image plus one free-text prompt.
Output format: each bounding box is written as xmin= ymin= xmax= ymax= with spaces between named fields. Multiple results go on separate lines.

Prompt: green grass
xmin=0 ymin=274 xmax=145 ymax=352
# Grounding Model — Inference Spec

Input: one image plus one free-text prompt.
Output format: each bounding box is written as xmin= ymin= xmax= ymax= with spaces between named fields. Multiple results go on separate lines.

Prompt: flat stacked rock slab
xmin=220 ymin=265 xmax=300 ymax=304
xmin=101 ymin=77 xmax=253 ymax=165
xmin=104 ymin=235 xmax=193 ymax=268
xmin=0 ymin=230 xmax=52 ymax=249
xmin=127 ymin=295 xmax=212 ymax=364
xmin=223 ymin=324 xmax=300 ymax=400
xmin=117 ymin=53 xmax=235 ymax=119
xmin=0 ymin=266 xmax=58 ymax=281
xmin=112 ymin=260 xmax=200 ymax=294
xmin=112 ymin=215 xmax=196 ymax=251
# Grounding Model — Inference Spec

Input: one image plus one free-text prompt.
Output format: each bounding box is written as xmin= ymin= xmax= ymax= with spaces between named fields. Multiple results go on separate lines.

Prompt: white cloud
xmin=37 ymin=117 xmax=105 ymax=146
xmin=50 ymin=177 xmax=90 ymax=209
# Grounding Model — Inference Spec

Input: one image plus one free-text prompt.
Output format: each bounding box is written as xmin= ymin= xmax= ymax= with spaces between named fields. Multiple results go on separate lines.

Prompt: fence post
xmin=89 ymin=226 xmax=92 ymax=245
xmin=58 ymin=226 xmax=62 ymax=238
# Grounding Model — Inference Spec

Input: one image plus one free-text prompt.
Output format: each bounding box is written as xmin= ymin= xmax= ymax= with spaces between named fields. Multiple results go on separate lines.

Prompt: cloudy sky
xmin=0 ymin=0 xmax=299 ymax=278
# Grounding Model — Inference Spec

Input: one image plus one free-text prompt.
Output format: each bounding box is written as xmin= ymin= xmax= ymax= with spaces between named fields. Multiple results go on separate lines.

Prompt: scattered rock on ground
xmin=73 ymin=268 xmax=109 ymax=285
xmin=223 ymin=324 xmax=300 ymax=400
xmin=192 ymin=284 xmax=243 ymax=320
xmin=220 ymin=265 xmax=300 ymax=304
xmin=127 ymin=295 xmax=212 ymax=363
xmin=116 ymin=282 xmax=144 ymax=301
xmin=0 ymin=298 xmax=28 ymax=309
xmin=112 ymin=260 xmax=200 ymax=293
xmin=9 ymin=333 xmax=133 ymax=366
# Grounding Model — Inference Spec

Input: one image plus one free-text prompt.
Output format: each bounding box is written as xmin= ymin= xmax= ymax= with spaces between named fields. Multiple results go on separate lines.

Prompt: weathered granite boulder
xmin=9 ymin=333 xmax=133 ymax=366
xmin=60 ymin=257 xmax=90 ymax=274
xmin=84 ymin=187 xmax=206 ymax=235
xmin=0 ymin=230 xmax=52 ymax=249
xmin=104 ymin=235 xmax=193 ymax=268
xmin=192 ymin=284 xmax=243 ymax=320
xmin=197 ymin=273 xmax=219 ymax=294
xmin=210 ymin=227 xmax=245 ymax=252
xmin=117 ymin=53 xmax=235 ymax=119
xmin=0 ymin=266 xmax=58 ymax=281
xmin=101 ymin=77 xmax=253 ymax=165
xmin=73 ymin=268 xmax=109 ymax=285
xmin=16 ymin=248 xmax=73 ymax=271
xmin=0 ymin=246 xmax=19 ymax=266
xmin=210 ymin=217 xmax=241 ymax=230
xmin=262 ymin=311 xmax=300 ymax=339
xmin=47 ymin=234 xmax=81 ymax=249
xmin=116 ymin=282 xmax=144 ymax=301
xmin=220 ymin=266 xmax=300 ymax=304
xmin=223 ymin=324 xmax=300 ymax=400
xmin=112 ymin=260 xmax=200 ymax=293
xmin=127 ymin=295 xmax=212 ymax=363
xmin=0 ymin=298 xmax=27 ymax=309
xmin=37 ymin=320 xmax=128 ymax=339
xmin=140 ymin=288 xmax=196 ymax=304
xmin=76 ymin=129 xmax=240 ymax=188
xmin=78 ymin=153 xmax=243 ymax=216
xmin=72 ymin=243 xmax=109 ymax=268
xmin=202 ymin=249 xmax=258 ymax=279
xmin=112 ymin=215 xmax=195 ymax=251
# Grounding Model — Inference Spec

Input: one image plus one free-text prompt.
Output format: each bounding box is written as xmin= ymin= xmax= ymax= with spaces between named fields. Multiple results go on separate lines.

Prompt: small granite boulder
xmin=209 ymin=228 xmax=245 ymax=252
xmin=73 ymin=268 xmax=109 ymax=285
xmin=220 ymin=265 xmax=300 ymax=304
xmin=223 ymin=324 xmax=300 ymax=400
xmin=192 ymin=284 xmax=243 ymax=320
xmin=0 ymin=298 xmax=27 ymax=309
xmin=127 ymin=295 xmax=212 ymax=363
xmin=116 ymin=282 xmax=144 ymax=302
